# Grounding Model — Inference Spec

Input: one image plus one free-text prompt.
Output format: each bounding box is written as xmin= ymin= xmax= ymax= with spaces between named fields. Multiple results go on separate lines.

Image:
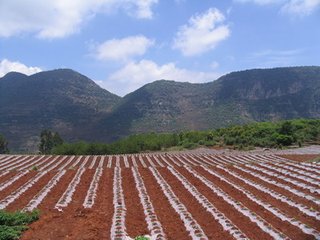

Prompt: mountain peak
xmin=1 ymin=71 xmax=28 ymax=80
xmin=32 ymin=68 xmax=87 ymax=80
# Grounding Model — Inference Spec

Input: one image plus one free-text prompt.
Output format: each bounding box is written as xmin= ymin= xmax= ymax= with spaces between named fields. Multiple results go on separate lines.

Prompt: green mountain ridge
xmin=1 ymin=66 xmax=320 ymax=152
xmin=0 ymin=69 xmax=121 ymax=151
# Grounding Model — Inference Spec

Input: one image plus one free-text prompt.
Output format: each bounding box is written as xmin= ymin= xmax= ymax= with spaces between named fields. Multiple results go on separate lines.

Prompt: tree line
xmin=1 ymin=118 xmax=320 ymax=155
xmin=50 ymin=118 xmax=320 ymax=155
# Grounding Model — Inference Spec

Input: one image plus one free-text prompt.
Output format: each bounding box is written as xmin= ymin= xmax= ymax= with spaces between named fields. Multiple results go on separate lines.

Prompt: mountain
xmin=101 ymin=66 xmax=320 ymax=138
xmin=1 ymin=66 xmax=320 ymax=152
xmin=214 ymin=67 xmax=320 ymax=120
xmin=0 ymin=69 xmax=120 ymax=152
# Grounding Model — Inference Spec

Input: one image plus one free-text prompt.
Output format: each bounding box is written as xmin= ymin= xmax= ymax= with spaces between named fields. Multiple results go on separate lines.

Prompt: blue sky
xmin=0 ymin=0 xmax=319 ymax=96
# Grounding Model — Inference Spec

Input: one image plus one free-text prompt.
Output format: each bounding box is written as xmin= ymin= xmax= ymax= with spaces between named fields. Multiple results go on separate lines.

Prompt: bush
xmin=0 ymin=210 xmax=39 ymax=226
xmin=0 ymin=210 xmax=39 ymax=240
xmin=51 ymin=119 xmax=320 ymax=155
xmin=273 ymin=133 xmax=294 ymax=146
xmin=203 ymin=140 xmax=216 ymax=147
xmin=0 ymin=134 xmax=9 ymax=154
xmin=0 ymin=226 xmax=27 ymax=240
xmin=39 ymin=130 xmax=63 ymax=154
xmin=181 ymin=141 xmax=198 ymax=149
xmin=31 ymin=166 xmax=38 ymax=171
xmin=135 ymin=236 xmax=150 ymax=240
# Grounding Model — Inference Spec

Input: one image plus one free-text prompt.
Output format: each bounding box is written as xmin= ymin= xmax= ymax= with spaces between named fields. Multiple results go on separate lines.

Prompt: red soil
xmin=0 ymin=153 xmax=316 ymax=240
xmin=37 ymin=170 xmax=77 ymax=210
xmin=279 ymin=154 xmax=320 ymax=162
xmin=6 ymin=172 xmax=57 ymax=211
xmin=196 ymin=166 xmax=314 ymax=240
xmin=174 ymin=167 xmax=273 ymax=240
xmin=67 ymin=169 xmax=96 ymax=209
xmin=226 ymin=165 xmax=320 ymax=231
xmin=122 ymin=168 xmax=149 ymax=237
xmin=0 ymin=171 xmax=38 ymax=199
xmin=139 ymin=168 xmax=192 ymax=240
xmin=240 ymin=164 xmax=320 ymax=199
xmin=265 ymin=161 xmax=320 ymax=181
xmin=0 ymin=171 xmax=21 ymax=183
xmin=253 ymin=163 xmax=320 ymax=188
xmin=21 ymin=168 xmax=114 ymax=240
xmin=157 ymin=167 xmax=235 ymax=240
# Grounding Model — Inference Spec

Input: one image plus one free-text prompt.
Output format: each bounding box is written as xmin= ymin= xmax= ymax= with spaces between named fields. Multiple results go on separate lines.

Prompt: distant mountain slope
xmin=214 ymin=67 xmax=320 ymax=120
xmin=1 ymin=66 xmax=320 ymax=152
xmin=0 ymin=69 xmax=120 ymax=152
xmin=97 ymin=80 xmax=215 ymax=138
xmin=104 ymin=66 xmax=320 ymax=138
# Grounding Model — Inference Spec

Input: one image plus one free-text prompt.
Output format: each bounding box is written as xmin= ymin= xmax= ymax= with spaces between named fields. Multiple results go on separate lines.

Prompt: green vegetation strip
xmin=0 ymin=210 xmax=39 ymax=240
xmin=49 ymin=119 xmax=320 ymax=155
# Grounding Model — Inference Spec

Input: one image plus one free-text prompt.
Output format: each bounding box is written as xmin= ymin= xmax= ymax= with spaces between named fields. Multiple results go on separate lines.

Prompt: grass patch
xmin=308 ymin=156 xmax=320 ymax=163
xmin=135 ymin=236 xmax=150 ymax=240
xmin=0 ymin=210 xmax=39 ymax=240
xmin=30 ymin=166 xmax=38 ymax=171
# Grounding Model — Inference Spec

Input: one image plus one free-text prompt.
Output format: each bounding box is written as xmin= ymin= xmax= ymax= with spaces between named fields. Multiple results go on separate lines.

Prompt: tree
xmin=279 ymin=121 xmax=294 ymax=135
xmin=39 ymin=130 xmax=63 ymax=154
xmin=0 ymin=134 xmax=9 ymax=154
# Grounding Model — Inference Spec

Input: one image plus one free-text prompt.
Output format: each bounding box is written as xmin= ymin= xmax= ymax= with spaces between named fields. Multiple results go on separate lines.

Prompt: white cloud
xmin=0 ymin=0 xmax=158 ymax=38
xmin=235 ymin=0 xmax=320 ymax=16
xmin=93 ymin=35 xmax=154 ymax=62
xmin=249 ymin=49 xmax=302 ymax=67
xmin=173 ymin=8 xmax=230 ymax=56
xmin=234 ymin=0 xmax=281 ymax=5
xmin=105 ymin=59 xmax=221 ymax=96
xmin=210 ymin=61 xmax=220 ymax=69
xmin=281 ymin=0 xmax=320 ymax=16
xmin=174 ymin=0 xmax=186 ymax=4
xmin=0 ymin=59 xmax=42 ymax=77
xmin=133 ymin=0 xmax=158 ymax=19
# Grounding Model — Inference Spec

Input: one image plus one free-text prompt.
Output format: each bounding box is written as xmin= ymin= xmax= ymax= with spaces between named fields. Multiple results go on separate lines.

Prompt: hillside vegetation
xmin=51 ymin=119 xmax=320 ymax=155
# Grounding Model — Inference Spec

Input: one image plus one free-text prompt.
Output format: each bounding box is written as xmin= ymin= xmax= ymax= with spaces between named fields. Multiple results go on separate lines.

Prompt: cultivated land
xmin=0 ymin=153 xmax=319 ymax=240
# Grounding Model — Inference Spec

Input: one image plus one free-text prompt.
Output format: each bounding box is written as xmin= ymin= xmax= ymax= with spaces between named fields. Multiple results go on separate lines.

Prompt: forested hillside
xmin=1 ymin=66 xmax=320 ymax=152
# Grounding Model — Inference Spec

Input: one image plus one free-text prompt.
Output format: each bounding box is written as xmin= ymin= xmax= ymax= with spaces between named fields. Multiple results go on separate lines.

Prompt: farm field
xmin=0 ymin=153 xmax=319 ymax=240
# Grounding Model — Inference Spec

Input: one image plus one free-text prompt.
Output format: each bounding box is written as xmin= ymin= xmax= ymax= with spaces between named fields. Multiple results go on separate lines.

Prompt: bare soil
xmin=0 ymin=153 xmax=317 ymax=240
xmin=279 ymin=154 xmax=320 ymax=162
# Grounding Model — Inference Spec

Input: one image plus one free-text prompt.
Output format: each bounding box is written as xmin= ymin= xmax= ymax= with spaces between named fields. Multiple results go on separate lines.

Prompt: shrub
xmin=31 ymin=166 xmax=38 ymax=171
xmin=39 ymin=130 xmax=63 ymax=154
xmin=0 ymin=210 xmax=39 ymax=240
xmin=0 ymin=134 xmax=9 ymax=154
xmin=51 ymin=119 xmax=320 ymax=155
xmin=0 ymin=226 xmax=27 ymax=240
xmin=135 ymin=236 xmax=150 ymax=240
xmin=273 ymin=133 xmax=294 ymax=146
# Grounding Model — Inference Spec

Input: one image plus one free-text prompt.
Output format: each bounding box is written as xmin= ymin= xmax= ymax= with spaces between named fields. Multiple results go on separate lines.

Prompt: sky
xmin=0 ymin=0 xmax=319 ymax=96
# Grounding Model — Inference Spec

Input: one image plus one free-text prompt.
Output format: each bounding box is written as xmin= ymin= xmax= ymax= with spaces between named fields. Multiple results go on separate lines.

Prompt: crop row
xmin=0 ymin=154 xmax=319 ymax=239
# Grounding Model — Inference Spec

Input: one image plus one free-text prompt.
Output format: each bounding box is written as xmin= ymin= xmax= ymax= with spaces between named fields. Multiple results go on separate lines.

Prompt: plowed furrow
xmin=122 ymin=168 xmax=149 ymax=238
xmin=198 ymin=166 xmax=318 ymax=239
xmin=0 ymin=171 xmax=38 ymax=200
xmin=165 ymin=166 xmax=248 ymax=240
xmin=139 ymin=168 xmax=192 ymax=239
xmin=6 ymin=172 xmax=56 ymax=211
xmin=177 ymin=167 xmax=281 ymax=240
xmin=66 ymin=169 xmax=96 ymax=210
xmin=221 ymin=165 xmax=320 ymax=230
